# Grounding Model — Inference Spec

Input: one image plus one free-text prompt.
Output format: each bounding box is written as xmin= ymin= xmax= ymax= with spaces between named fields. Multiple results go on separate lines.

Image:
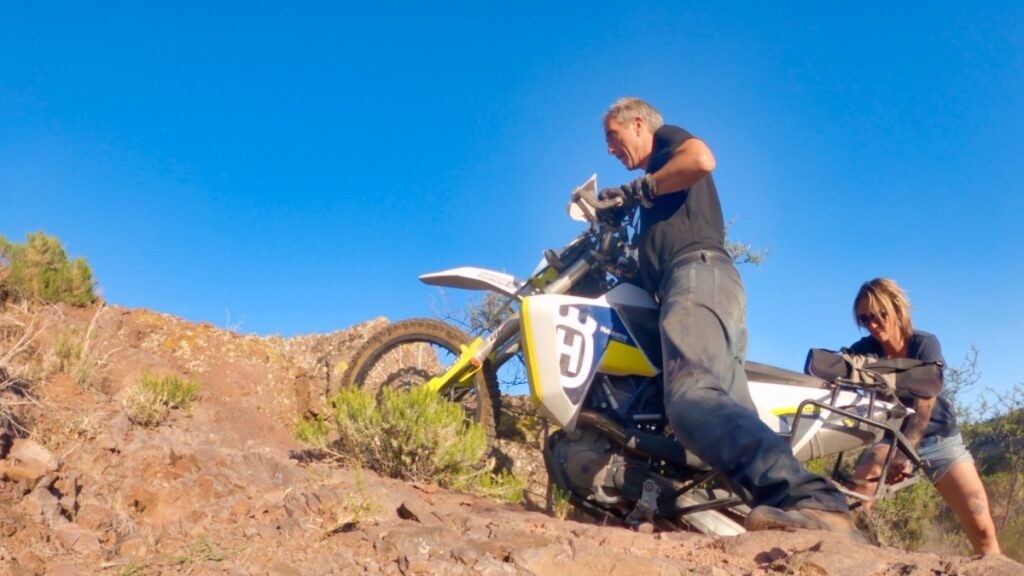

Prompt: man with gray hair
xmin=599 ymin=97 xmax=865 ymax=540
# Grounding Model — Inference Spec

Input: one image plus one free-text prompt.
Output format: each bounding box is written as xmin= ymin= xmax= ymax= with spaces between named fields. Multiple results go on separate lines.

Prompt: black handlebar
xmin=572 ymin=186 xmax=623 ymax=211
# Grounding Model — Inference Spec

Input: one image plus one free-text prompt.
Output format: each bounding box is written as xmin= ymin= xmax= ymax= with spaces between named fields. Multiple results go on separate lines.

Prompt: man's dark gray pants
xmin=659 ymin=254 xmax=848 ymax=513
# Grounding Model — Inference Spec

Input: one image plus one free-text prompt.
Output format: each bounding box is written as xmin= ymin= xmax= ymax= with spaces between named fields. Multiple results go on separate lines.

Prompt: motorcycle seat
xmin=745 ymin=361 xmax=826 ymax=389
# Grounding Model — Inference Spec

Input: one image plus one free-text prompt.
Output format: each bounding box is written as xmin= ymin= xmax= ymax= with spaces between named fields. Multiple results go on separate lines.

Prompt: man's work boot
xmin=745 ymin=505 xmax=869 ymax=545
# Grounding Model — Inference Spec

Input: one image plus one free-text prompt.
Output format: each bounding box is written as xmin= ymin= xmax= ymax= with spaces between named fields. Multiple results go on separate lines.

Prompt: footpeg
xmin=626 ymin=479 xmax=661 ymax=528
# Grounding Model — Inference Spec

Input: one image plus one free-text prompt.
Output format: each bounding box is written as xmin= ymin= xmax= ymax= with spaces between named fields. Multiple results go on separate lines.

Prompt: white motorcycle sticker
xmin=555 ymin=305 xmax=598 ymax=390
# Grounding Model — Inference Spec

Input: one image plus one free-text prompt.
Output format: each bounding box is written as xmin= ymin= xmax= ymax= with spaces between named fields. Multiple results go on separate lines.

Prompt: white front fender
xmin=419 ymin=267 xmax=526 ymax=299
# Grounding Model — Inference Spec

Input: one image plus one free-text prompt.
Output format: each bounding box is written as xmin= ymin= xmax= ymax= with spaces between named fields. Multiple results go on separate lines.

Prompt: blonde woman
xmin=848 ymin=278 xmax=1000 ymax=555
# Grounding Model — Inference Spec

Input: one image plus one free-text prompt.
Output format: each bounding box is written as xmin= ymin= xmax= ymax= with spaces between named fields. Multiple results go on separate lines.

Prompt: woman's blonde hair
xmin=853 ymin=278 xmax=914 ymax=339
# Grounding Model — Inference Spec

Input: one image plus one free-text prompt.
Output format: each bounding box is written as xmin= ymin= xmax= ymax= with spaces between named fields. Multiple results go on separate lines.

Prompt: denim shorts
xmin=916 ymin=432 xmax=974 ymax=483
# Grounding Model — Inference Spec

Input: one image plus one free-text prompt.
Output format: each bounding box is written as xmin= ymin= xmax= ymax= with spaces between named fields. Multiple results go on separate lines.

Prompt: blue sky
xmin=2 ymin=2 xmax=1022 ymax=403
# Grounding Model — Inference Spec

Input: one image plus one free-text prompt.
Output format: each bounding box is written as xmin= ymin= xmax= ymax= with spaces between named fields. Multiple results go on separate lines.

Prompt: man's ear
xmin=632 ymin=116 xmax=644 ymax=135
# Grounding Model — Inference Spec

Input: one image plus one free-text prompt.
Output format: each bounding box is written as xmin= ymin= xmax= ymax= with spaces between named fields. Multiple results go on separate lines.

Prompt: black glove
xmin=594 ymin=200 xmax=627 ymax=226
xmin=599 ymin=174 xmax=657 ymax=211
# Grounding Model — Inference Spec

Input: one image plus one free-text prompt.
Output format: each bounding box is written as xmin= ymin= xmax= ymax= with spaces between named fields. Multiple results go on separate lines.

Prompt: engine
xmin=547 ymin=426 xmax=630 ymax=506
xmin=542 ymin=374 xmax=679 ymax=518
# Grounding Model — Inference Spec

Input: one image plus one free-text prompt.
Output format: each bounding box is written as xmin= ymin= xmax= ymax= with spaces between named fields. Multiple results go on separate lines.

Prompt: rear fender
xmin=419 ymin=267 xmax=525 ymax=299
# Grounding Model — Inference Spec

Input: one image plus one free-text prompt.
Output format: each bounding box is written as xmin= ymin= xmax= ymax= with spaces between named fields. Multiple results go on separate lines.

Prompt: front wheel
xmin=338 ymin=318 xmax=501 ymax=448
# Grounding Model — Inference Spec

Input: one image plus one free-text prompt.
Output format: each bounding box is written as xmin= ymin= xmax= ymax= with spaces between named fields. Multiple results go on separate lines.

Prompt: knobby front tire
xmin=338 ymin=318 xmax=501 ymax=449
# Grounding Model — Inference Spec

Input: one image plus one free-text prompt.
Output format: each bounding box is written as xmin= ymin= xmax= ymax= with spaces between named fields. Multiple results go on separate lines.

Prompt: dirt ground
xmin=0 ymin=303 xmax=1020 ymax=575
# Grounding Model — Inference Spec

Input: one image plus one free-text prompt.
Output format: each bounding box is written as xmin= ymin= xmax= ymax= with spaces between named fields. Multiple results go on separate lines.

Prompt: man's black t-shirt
xmin=639 ymin=125 xmax=728 ymax=293
xmin=848 ymin=330 xmax=958 ymax=439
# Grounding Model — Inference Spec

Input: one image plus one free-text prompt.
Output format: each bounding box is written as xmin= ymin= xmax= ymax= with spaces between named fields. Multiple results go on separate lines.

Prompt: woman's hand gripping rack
xmin=797 ymin=349 xmax=945 ymax=504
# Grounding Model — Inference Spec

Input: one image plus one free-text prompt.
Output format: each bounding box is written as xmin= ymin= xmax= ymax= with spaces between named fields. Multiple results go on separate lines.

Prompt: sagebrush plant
xmin=295 ymin=413 xmax=331 ymax=448
xmin=299 ymin=386 xmax=528 ymax=501
xmin=123 ymin=373 xmax=201 ymax=427
xmin=145 ymin=373 xmax=201 ymax=408
xmin=123 ymin=385 xmax=167 ymax=428
xmin=0 ymin=232 xmax=96 ymax=306
xmin=55 ymin=330 xmax=82 ymax=373
xmin=72 ymin=353 xmax=101 ymax=389
xmin=335 ymin=385 xmax=487 ymax=485
xmin=51 ymin=328 xmax=101 ymax=388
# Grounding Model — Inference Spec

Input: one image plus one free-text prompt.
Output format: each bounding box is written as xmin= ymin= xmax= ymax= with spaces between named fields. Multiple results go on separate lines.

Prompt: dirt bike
xmin=340 ymin=176 xmax=924 ymax=534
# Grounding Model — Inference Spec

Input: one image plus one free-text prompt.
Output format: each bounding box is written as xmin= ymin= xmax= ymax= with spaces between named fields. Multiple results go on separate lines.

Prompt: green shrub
xmin=295 ymin=413 xmax=331 ymax=448
xmin=870 ymin=478 xmax=946 ymax=550
xmin=458 ymin=467 xmax=526 ymax=504
xmin=1000 ymin=515 xmax=1024 ymax=561
xmin=300 ymin=387 xmax=507 ymax=495
xmin=550 ymin=484 xmax=574 ymax=520
xmin=55 ymin=330 xmax=83 ymax=373
xmin=144 ymin=373 xmax=201 ymax=409
xmin=123 ymin=373 xmax=201 ymax=427
xmin=338 ymin=467 xmax=381 ymax=527
xmin=0 ymin=232 xmax=96 ymax=306
xmin=331 ymin=386 xmax=488 ymax=485
xmin=123 ymin=385 xmax=169 ymax=428
xmin=983 ymin=469 xmax=1024 ymax=559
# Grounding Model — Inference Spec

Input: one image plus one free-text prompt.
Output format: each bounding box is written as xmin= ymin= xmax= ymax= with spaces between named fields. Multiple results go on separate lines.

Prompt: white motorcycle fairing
xmin=521 ymin=283 xmax=660 ymax=431
xmin=419 ymin=267 xmax=526 ymax=299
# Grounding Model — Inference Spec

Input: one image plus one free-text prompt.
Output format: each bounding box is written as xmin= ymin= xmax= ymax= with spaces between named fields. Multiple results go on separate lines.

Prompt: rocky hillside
xmin=0 ymin=303 xmax=1019 ymax=575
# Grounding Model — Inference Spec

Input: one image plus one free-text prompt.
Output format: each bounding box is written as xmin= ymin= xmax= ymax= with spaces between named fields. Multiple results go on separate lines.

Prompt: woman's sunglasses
xmin=857 ymin=307 xmax=889 ymax=326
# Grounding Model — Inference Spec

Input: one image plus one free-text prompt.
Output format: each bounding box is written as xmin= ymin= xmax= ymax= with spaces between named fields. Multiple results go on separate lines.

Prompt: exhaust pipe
xmin=575 ymin=410 xmax=707 ymax=469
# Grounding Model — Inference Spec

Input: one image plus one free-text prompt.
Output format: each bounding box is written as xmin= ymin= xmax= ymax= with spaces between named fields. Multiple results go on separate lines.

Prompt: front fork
xmin=425 ymin=314 xmax=521 ymax=396
xmin=426 ymin=249 xmax=596 ymax=396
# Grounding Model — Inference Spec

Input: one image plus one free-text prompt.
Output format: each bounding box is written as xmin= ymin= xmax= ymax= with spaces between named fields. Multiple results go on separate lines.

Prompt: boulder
xmin=0 ymin=440 xmax=59 ymax=489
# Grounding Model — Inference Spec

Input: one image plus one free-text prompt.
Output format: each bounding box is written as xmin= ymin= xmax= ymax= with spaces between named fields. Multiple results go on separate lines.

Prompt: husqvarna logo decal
xmin=555 ymin=306 xmax=598 ymax=390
